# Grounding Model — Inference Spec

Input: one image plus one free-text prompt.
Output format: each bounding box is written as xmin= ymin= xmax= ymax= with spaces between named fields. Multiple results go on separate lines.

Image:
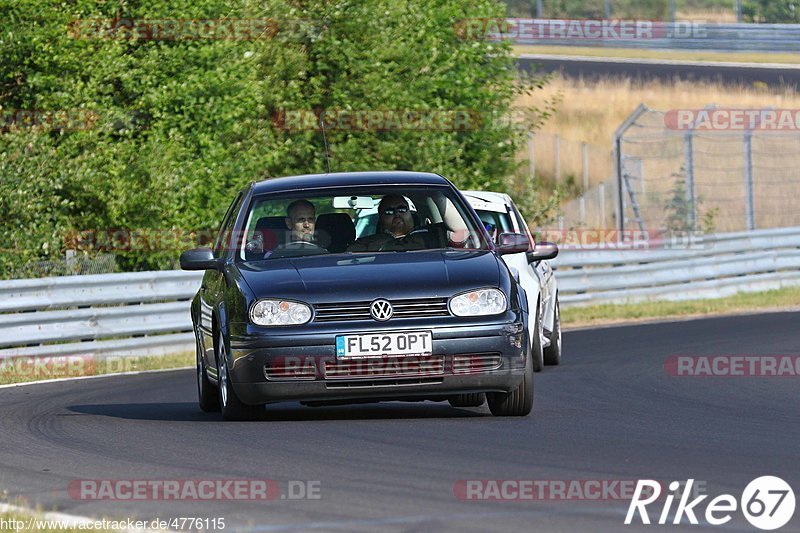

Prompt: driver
xmin=285 ymin=199 xmax=316 ymax=243
xmin=348 ymin=194 xmax=426 ymax=252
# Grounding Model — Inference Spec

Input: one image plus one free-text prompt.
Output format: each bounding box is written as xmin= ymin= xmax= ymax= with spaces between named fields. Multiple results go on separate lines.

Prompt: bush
xmin=0 ymin=0 xmax=551 ymax=276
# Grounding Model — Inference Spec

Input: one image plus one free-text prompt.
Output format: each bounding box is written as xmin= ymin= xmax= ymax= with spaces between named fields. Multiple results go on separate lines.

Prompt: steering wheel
xmin=283 ymin=240 xmax=326 ymax=250
xmin=378 ymin=229 xmax=429 ymax=251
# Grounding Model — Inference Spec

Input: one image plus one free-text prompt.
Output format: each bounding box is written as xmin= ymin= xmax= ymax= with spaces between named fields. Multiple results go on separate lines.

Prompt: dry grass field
xmin=675 ymin=7 xmax=738 ymax=22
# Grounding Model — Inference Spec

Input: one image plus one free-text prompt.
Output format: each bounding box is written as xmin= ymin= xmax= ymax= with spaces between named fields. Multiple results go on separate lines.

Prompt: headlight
xmin=250 ymin=299 xmax=312 ymax=326
xmin=449 ymin=288 xmax=507 ymax=317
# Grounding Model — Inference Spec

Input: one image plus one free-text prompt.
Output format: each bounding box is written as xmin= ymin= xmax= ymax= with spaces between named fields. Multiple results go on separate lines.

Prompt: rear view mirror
xmin=333 ymin=196 xmax=374 ymax=209
xmin=526 ymin=241 xmax=559 ymax=263
xmin=497 ymin=232 xmax=530 ymax=255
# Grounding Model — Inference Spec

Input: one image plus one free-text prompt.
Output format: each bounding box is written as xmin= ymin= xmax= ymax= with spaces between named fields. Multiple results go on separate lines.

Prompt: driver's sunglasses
xmin=381 ymin=206 xmax=409 ymax=216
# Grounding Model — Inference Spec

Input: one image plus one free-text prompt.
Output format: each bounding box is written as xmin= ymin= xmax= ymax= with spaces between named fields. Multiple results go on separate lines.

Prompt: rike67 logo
xmin=626 ymin=477 xmax=795 ymax=530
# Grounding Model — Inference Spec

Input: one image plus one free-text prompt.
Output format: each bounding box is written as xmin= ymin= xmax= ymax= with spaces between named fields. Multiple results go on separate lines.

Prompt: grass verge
xmin=562 ymin=286 xmax=800 ymax=328
xmin=513 ymin=45 xmax=800 ymax=65
xmin=0 ymin=351 xmax=193 ymax=386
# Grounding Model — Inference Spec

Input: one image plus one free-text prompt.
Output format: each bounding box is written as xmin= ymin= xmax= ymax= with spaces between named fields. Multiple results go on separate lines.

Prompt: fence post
xmin=582 ymin=142 xmax=589 ymax=191
xmin=636 ymin=157 xmax=645 ymax=195
xmin=554 ymin=135 xmax=561 ymax=182
xmin=684 ymin=129 xmax=696 ymax=231
xmin=599 ymin=182 xmax=606 ymax=227
xmin=744 ymin=129 xmax=755 ymax=230
xmin=614 ymin=141 xmax=623 ymax=235
xmin=612 ymin=104 xmax=649 ymax=239
xmin=528 ymin=131 xmax=535 ymax=181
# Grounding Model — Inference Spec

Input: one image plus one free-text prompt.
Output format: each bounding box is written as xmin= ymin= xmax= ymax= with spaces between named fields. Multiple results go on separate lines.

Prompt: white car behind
xmin=463 ymin=190 xmax=562 ymax=371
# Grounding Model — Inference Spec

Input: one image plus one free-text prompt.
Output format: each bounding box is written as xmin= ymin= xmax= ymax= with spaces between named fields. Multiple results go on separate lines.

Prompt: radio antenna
xmin=320 ymin=114 xmax=332 ymax=174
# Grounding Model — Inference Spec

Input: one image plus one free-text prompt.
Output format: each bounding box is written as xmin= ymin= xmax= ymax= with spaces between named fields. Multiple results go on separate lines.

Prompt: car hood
xmin=236 ymin=250 xmax=502 ymax=302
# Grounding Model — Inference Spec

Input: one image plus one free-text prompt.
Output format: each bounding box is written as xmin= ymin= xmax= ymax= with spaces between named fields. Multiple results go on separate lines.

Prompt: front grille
xmin=264 ymin=361 xmax=316 ymax=380
xmin=314 ymin=297 xmax=450 ymax=322
xmin=452 ymin=353 xmax=503 ymax=374
xmin=326 ymin=377 xmax=443 ymax=389
xmin=324 ymin=355 xmax=445 ymax=379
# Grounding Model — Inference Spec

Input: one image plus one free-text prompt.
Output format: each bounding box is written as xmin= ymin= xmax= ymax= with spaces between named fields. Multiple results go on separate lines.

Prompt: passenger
xmin=285 ymin=199 xmax=316 ymax=243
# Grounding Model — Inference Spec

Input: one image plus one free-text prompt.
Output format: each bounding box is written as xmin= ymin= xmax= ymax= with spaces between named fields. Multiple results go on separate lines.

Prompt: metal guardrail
xmin=552 ymin=226 xmax=800 ymax=305
xmin=508 ymin=21 xmax=800 ymax=52
xmin=0 ymin=271 xmax=203 ymax=359
xmin=1 ymin=226 xmax=799 ymax=359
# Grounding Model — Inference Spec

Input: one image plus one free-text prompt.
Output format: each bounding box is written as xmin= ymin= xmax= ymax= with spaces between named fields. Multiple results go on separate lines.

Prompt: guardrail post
xmin=684 ymin=129 xmax=697 ymax=231
xmin=744 ymin=129 xmax=755 ymax=230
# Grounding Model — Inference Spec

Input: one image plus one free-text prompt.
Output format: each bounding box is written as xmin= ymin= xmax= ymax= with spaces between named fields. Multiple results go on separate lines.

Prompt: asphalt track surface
xmin=517 ymin=54 xmax=800 ymax=88
xmin=1 ymin=311 xmax=798 ymax=532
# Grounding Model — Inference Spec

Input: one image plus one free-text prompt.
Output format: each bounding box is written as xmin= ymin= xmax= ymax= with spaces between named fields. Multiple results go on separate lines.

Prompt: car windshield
xmin=237 ymin=186 xmax=490 ymax=261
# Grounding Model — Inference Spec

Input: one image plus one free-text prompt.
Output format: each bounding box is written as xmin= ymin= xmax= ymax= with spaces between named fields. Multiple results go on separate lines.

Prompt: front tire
xmin=531 ymin=301 xmax=545 ymax=372
xmin=196 ymin=330 xmax=220 ymax=412
xmin=544 ymin=296 xmax=562 ymax=366
xmin=487 ymin=334 xmax=534 ymax=417
xmin=217 ymin=333 xmax=264 ymax=421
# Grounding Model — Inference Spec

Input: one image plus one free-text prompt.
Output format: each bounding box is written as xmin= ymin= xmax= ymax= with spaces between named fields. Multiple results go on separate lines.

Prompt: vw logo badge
xmin=370 ymin=299 xmax=393 ymax=321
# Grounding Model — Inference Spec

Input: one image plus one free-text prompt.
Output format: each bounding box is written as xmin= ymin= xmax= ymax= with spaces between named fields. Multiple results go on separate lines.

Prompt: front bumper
xmin=226 ymin=320 xmax=527 ymax=405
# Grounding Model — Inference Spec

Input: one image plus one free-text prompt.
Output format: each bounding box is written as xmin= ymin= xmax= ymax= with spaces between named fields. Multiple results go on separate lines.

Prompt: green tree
xmin=1 ymin=0 xmax=549 ymax=276
xmin=743 ymin=0 xmax=800 ymax=22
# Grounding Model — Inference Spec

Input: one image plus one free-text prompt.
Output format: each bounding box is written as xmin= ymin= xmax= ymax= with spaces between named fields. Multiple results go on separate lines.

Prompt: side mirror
xmin=180 ymin=248 xmax=220 ymax=271
xmin=526 ymin=241 xmax=559 ymax=263
xmin=497 ymin=232 xmax=530 ymax=255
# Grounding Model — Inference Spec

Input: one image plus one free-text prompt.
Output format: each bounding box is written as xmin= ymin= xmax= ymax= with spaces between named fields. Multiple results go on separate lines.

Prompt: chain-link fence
xmin=527 ymin=132 xmax=612 ymax=188
xmin=525 ymin=132 xmax=615 ymax=228
xmin=553 ymin=105 xmax=800 ymax=235
xmin=609 ymin=105 xmax=800 ymax=235
xmin=5 ymin=253 xmax=118 ymax=280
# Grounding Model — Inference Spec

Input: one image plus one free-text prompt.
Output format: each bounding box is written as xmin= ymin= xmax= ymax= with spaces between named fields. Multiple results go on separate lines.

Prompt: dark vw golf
xmin=181 ymin=171 xmax=545 ymax=420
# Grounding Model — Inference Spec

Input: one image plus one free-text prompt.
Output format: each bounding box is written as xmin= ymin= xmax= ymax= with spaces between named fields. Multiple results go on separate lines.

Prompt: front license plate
xmin=335 ymin=331 xmax=432 ymax=359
